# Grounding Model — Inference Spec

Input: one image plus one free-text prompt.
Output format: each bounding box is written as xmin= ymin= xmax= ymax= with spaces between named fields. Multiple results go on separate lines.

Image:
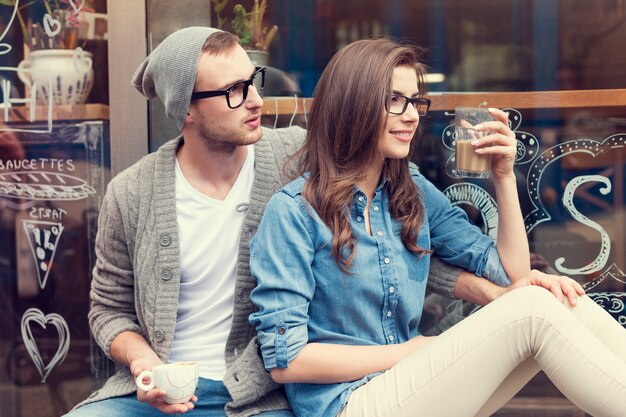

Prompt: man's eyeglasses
xmin=191 ymin=67 xmax=266 ymax=109
xmin=385 ymin=95 xmax=431 ymax=116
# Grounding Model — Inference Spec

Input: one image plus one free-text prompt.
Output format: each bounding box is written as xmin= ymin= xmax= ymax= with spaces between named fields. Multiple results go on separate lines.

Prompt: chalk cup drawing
xmin=17 ymin=49 xmax=94 ymax=105
xmin=22 ymin=220 xmax=64 ymax=290
xmin=20 ymin=308 xmax=70 ymax=383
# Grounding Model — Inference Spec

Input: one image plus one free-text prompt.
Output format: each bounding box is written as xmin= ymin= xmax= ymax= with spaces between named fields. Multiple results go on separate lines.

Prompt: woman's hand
xmin=502 ymin=269 xmax=585 ymax=307
xmin=131 ymin=357 xmax=197 ymax=414
xmin=472 ymin=107 xmax=517 ymax=180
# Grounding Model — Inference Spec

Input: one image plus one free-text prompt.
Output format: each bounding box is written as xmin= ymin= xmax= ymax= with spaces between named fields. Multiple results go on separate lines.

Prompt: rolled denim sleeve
xmin=413 ymin=172 xmax=510 ymax=286
xmin=249 ymin=190 xmax=316 ymax=370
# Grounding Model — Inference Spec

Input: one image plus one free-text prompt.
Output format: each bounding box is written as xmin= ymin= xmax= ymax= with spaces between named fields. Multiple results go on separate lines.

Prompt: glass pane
xmin=0 ymin=1 xmax=112 ymax=415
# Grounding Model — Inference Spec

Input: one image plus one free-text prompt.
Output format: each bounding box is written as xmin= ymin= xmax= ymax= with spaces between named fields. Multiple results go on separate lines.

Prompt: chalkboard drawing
xmin=554 ymin=175 xmax=612 ymax=275
xmin=441 ymin=108 xmax=539 ymax=178
xmin=68 ymin=0 xmax=86 ymax=14
xmin=17 ymin=49 xmax=94 ymax=106
xmin=504 ymin=108 xmax=540 ymax=165
xmin=0 ymin=0 xmax=19 ymax=56
xmin=0 ymin=171 xmax=97 ymax=201
xmin=20 ymin=308 xmax=70 ymax=383
xmin=583 ymin=264 xmax=626 ymax=327
xmin=524 ymin=134 xmax=626 ymax=233
xmin=42 ymin=14 xmax=62 ymax=37
xmin=22 ymin=220 xmax=64 ymax=290
xmin=1 ymin=67 xmax=53 ymax=132
xmin=442 ymin=182 xmax=498 ymax=240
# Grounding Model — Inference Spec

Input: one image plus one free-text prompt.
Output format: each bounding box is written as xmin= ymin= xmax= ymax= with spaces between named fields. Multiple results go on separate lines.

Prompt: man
xmin=65 ymin=26 xmax=579 ymax=417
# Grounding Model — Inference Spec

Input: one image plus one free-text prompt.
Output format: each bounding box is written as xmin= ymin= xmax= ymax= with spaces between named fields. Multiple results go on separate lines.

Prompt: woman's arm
xmin=474 ymin=108 xmax=530 ymax=281
xmin=270 ymin=338 xmax=433 ymax=384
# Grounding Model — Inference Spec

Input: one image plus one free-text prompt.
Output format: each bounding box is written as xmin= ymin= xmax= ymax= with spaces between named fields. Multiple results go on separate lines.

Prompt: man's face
xmin=188 ymin=45 xmax=264 ymax=151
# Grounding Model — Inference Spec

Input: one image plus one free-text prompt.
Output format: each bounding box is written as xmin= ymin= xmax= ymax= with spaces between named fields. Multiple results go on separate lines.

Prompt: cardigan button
xmin=159 ymin=234 xmax=171 ymax=246
xmin=155 ymin=331 xmax=165 ymax=342
xmin=161 ymin=268 xmax=172 ymax=280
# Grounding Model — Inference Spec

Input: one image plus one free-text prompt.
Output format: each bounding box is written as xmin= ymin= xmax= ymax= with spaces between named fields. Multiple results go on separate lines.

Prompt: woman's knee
xmin=506 ymin=285 xmax=558 ymax=303
xmin=499 ymin=285 xmax=565 ymax=319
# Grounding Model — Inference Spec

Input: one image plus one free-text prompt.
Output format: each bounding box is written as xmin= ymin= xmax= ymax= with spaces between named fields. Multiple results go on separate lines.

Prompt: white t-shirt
xmin=168 ymin=146 xmax=255 ymax=380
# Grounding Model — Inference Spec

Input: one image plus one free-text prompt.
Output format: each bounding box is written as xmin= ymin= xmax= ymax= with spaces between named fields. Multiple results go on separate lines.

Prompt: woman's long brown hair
xmin=290 ymin=38 xmax=431 ymax=273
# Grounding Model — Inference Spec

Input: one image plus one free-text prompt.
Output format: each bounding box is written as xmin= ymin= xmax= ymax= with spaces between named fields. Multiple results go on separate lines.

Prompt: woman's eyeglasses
xmin=385 ymin=94 xmax=431 ymax=116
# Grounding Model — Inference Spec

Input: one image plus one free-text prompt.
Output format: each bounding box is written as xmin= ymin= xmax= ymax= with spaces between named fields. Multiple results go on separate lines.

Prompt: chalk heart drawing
xmin=22 ymin=220 xmax=64 ymax=290
xmin=0 ymin=0 xmax=19 ymax=55
xmin=583 ymin=264 xmax=626 ymax=327
xmin=21 ymin=308 xmax=70 ymax=383
xmin=43 ymin=14 xmax=62 ymax=38
xmin=73 ymin=47 xmax=92 ymax=74
xmin=441 ymin=108 xmax=539 ymax=178
xmin=442 ymin=183 xmax=498 ymax=240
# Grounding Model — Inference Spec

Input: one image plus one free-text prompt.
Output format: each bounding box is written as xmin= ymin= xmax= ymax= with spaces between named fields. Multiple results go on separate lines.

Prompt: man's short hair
xmin=202 ymin=30 xmax=240 ymax=55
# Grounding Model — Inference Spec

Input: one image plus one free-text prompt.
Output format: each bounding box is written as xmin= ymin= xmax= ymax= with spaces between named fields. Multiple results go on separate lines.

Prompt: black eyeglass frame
xmin=385 ymin=95 xmax=432 ymax=116
xmin=190 ymin=66 xmax=266 ymax=109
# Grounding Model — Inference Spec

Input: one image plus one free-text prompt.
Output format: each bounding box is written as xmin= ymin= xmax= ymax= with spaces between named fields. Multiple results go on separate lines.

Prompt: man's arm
xmin=453 ymin=269 xmax=585 ymax=307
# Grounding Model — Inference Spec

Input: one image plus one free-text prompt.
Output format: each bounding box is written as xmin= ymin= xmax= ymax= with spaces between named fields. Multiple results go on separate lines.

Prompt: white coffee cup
xmin=135 ymin=362 xmax=199 ymax=404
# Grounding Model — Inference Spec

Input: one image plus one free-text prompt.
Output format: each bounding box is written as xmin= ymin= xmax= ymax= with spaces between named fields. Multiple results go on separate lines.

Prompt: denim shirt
xmin=249 ymin=168 xmax=507 ymax=417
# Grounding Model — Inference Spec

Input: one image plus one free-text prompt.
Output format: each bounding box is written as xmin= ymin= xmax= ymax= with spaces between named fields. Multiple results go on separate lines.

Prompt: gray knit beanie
xmin=131 ymin=26 xmax=222 ymax=130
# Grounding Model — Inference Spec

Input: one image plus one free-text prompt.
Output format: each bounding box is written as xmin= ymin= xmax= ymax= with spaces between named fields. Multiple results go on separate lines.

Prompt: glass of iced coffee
xmin=454 ymin=107 xmax=496 ymax=178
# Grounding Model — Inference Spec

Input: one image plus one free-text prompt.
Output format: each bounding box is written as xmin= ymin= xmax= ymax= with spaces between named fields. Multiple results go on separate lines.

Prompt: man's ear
xmin=184 ymin=109 xmax=194 ymax=124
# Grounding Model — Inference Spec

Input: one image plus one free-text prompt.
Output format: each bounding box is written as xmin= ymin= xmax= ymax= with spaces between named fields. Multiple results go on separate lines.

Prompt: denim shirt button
xmin=386 ymin=311 xmax=393 ymax=317
xmin=373 ymin=206 xmax=379 ymax=212
xmin=358 ymin=196 xmax=364 ymax=202
xmin=388 ymin=335 xmax=394 ymax=342
xmin=383 ymin=257 xmax=390 ymax=264
xmin=388 ymin=286 xmax=395 ymax=294
xmin=277 ymin=327 xmax=286 ymax=335
xmin=376 ymin=231 xmax=383 ymax=237
xmin=356 ymin=216 xmax=363 ymax=222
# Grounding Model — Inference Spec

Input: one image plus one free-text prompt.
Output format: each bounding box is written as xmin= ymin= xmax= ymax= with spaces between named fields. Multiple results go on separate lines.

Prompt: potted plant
xmin=212 ymin=0 xmax=278 ymax=66
xmin=1 ymin=0 xmax=96 ymax=105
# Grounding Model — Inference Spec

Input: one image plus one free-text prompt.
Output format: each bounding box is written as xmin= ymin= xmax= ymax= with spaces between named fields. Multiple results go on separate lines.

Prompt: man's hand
xmin=131 ymin=357 xmax=198 ymax=414
xmin=504 ymin=269 xmax=585 ymax=306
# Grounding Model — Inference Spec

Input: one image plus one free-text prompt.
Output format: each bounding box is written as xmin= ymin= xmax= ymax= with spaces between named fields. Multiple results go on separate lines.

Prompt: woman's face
xmin=377 ymin=65 xmax=420 ymax=161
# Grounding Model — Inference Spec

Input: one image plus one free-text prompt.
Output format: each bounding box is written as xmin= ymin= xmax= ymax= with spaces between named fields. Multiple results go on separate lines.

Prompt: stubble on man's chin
xmin=199 ymin=126 xmax=262 ymax=154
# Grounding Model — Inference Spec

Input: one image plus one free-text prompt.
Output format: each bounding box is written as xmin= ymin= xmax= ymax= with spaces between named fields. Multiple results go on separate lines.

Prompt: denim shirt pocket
xmin=394 ymin=222 xmax=430 ymax=282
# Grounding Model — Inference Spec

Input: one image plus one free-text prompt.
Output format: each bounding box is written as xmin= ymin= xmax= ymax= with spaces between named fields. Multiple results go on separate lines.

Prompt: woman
xmin=248 ymin=38 xmax=626 ymax=417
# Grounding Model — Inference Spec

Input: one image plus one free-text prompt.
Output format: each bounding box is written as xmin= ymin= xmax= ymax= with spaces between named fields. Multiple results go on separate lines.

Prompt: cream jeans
xmin=339 ymin=286 xmax=626 ymax=417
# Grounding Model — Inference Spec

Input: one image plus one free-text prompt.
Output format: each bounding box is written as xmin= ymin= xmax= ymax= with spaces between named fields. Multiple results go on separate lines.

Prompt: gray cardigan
xmin=78 ymin=126 xmax=461 ymax=416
